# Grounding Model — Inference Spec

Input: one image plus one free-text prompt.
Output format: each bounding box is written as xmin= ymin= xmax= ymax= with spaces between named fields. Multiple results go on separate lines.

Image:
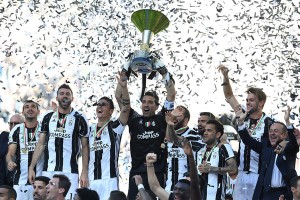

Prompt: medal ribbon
xmin=175 ymin=126 xmax=188 ymax=133
xmin=23 ymin=123 xmax=39 ymax=147
xmin=94 ymin=118 xmax=111 ymax=138
xmin=247 ymin=114 xmax=264 ymax=135
xmin=58 ymin=110 xmax=68 ymax=128
xmin=202 ymin=144 xmax=217 ymax=163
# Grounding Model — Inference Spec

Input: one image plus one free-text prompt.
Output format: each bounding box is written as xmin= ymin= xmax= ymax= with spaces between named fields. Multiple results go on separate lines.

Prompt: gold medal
xmin=58 ymin=127 xmax=64 ymax=132
xmin=21 ymin=148 xmax=28 ymax=154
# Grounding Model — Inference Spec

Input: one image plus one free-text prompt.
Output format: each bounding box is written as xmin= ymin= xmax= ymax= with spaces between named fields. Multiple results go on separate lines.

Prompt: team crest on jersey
xmin=68 ymin=117 xmax=74 ymax=126
xmin=152 ymin=121 xmax=156 ymax=126
xmin=139 ymin=120 xmax=143 ymax=124
xmin=213 ymin=152 xmax=217 ymax=159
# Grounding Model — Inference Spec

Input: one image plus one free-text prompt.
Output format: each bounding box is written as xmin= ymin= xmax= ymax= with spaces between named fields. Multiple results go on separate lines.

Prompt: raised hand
xmin=218 ymin=64 xmax=229 ymax=78
xmin=165 ymin=108 xmax=182 ymax=126
xmin=182 ymin=139 xmax=192 ymax=156
xmin=283 ymin=106 xmax=291 ymax=125
xmin=234 ymin=105 xmax=247 ymax=125
xmin=116 ymin=71 xmax=128 ymax=88
xmin=146 ymin=153 xmax=157 ymax=164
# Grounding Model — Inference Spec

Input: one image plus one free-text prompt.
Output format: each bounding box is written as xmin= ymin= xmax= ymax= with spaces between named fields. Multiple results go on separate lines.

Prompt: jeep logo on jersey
xmin=27 ymin=141 xmax=37 ymax=152
xmin=168 ymin=148 xmax=186 ymax=158
xmin=50 ymin=130 xmax=71 ymax=139
xmin=137 ymin=131 xmax=159 ymax=139
xmin=91 ymin=140 xmax=110 ymax=151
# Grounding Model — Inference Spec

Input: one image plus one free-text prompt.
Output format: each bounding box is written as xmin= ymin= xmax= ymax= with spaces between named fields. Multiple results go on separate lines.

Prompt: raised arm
xmin=165 ymin=111 xmax=183 ymax=144
xmin=28 ymin=132 xmax=46 ymax=184
xmin=218 ymin=64 xmax=239 ymax=109
xmin=236 ymin=108 xmax=263 ymax=153
xmin=183 ymin=140 xmax=201 ymax=200
xmin=116 ymin=71 xmax=131 ymax=125
xmin=146 ymin=153 xmax=169 ymax=200
xmin=282 ymin=106 xmax=299 ymax=154
xmin=153 ymin=58 xmax=176 ymax=102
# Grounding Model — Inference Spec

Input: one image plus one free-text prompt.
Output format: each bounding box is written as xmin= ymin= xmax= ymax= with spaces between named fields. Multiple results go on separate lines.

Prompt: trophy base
xmin=130 ymin=57 xmax=153 ymax=74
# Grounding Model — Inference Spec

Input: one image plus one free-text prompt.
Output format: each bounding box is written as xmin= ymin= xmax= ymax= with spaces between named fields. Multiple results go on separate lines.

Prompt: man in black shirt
xmin=116 ymin=66 xmax=175 ymax=199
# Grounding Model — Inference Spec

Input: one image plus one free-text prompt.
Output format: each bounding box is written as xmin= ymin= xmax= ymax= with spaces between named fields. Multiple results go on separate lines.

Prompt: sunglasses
xmin=97 ymin=101 xmax=108 ymax=107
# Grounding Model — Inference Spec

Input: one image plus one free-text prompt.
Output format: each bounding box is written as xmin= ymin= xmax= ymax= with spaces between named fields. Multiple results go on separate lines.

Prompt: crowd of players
xmin=0 ymin=63 xmax=300 ymax=200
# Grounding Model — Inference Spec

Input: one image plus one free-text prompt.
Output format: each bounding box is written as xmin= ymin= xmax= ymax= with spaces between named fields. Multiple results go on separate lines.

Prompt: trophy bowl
xmin=130 ymin=9 xmax=170 ymax=74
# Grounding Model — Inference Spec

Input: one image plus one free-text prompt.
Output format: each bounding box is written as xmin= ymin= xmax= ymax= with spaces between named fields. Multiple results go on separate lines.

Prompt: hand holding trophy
xmin=123 ymin=9 xmax=172 ymax=99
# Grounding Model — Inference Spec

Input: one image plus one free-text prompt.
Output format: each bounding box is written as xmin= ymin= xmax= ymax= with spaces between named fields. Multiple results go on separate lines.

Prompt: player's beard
xmin=198 ymin=128 xmax=205 ymax=136
xmin=174 ymin=119 xmax=185 ymax=131
xmin=58 ymin=98 xmax=71 ymax=110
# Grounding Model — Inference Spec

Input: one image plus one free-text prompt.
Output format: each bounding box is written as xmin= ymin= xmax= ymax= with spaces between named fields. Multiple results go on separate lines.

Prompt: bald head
xmin=9 ymin=114 xmax=24 ymax=131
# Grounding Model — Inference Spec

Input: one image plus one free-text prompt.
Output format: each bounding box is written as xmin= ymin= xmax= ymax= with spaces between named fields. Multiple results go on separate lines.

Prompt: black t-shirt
xmin=128 ymin=108 xmax=167 ymax=173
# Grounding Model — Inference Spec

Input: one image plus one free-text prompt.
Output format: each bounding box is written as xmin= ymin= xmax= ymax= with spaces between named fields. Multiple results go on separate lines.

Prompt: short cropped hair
xmin=76 ymin=188 xmax=99 ymax=200
xmin=99 ymin=96 xmax=114 ymax=110
xmin=290 ymin=176 xmax=300 ymax=188
xmin=57 ymin=84 xmax=73 ymax=95
xmin=200 ymin=112 xmax=215 ymax=120
xmin=206 ymin=119 xmax=224 ymax=136
xmin=246 ymin=87 xmax=266 ymax=107
xmin=143 ymin=91 xmax=159 ymax=106
xmin=0 ymin=185 xmax=17 ymax=199
xmin=53 ymin=174 xmax=71 ymax=197
xmin=35 ymin=176 xmax=50 ymax=185
xmin=23 ymin=100 xmax=40 ymax=111
xmin=178 ymin=179 xmax=191 ymax=186
xmin=109 ymin=190 xmax=127 ymax=200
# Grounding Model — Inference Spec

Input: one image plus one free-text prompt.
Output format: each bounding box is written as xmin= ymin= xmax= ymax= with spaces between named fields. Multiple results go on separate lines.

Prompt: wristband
xmin=138 ymin=184 xmax=144 ymax=190
xmin=164 ymin=100 xmax=174 ymax=110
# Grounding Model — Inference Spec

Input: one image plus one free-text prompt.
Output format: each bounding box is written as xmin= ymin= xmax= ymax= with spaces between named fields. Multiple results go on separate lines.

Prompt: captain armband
xmin=164 ymin=100 xmax=174 ymax=110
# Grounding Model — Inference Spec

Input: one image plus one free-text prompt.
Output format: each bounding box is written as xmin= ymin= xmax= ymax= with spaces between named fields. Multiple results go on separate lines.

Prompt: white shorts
xmin=233 ymin=171 xmax=259 ymax=200
xmin=90 ymin=177 xmax=118 ymax=200
xmin=42 ymin=171 xmax=78 ymax=200
xmin=13 ymin=184 xmax=34 ymax=200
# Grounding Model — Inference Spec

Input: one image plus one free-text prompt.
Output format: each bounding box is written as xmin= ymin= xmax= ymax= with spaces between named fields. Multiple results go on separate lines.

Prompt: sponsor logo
xmin=137 ymin=131 xmax=159 ymax=139
xmin=168 ymin=148 xmax=186 ymax=158
xmin=91 ymin=140 xmax=110 ymax=151
xmin=50 ymin=129 xmax=71 ymax=139
xmin=27 ymin=141 xmax=37 ymax=152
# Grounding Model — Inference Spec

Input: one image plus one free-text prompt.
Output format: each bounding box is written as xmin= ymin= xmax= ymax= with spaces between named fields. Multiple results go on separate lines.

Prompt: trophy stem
xmin=142 ymin=30 xmax=154 ymax=49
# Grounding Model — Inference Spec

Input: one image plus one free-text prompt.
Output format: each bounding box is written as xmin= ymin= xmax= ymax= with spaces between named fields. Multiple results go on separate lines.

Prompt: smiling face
xmin=22 ymin=102 xmax=40 ymax=121
xmin=96 ymin=99 xmax=114 ymax=120
xmin=268 ymin=123 xmax=287 ymax=146
xmin=56 ymin=88 xmax=73 ymax=111
xmin=203 ymin=124 xmax=221 ymax=147
xmin=246 ymin=93 xmax=264 ymax=113
xmin=141 ymin=95 xmax=158 ymax=117
xmin=172 ymin=181 xmax=190 ymax=200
